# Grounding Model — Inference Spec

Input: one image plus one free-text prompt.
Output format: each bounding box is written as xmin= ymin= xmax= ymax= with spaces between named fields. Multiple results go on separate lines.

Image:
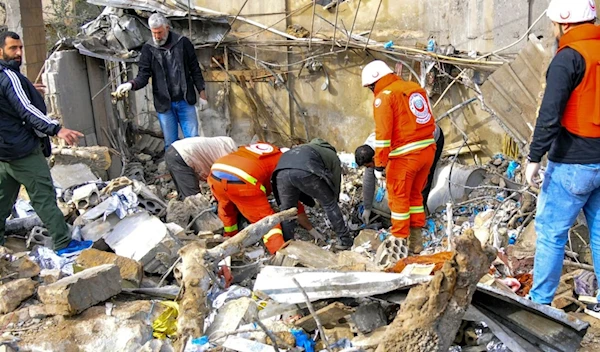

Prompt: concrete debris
xmin=294 ymin=302 xmax=354 ymax=332
xmin=206 ymin=297 xmax=259 ymax=344
xmin=352 ymin=301 xmax=389 ymax=334
xmin=0 ymin=279 xmax=37 ymax=314
xmin=75 ymin=248 xmax=143 ymax=288
xmin=50 ymin=163 xmax=99 ymax=190
xmin=71 ymin=183 xmax=100 ymax=210
xmin=38 ymin=264 xmax=122 ymax=316
xmin=375 ymin=236 xmax=408 ymax=269
xmin=104 ymin=212 xmax=179 ymax=274
xmin=274 ymin=240 xmax=339 ymax=268
xmin=39 ymin=269 xmax=64 ymax=284
xmin=26 ymin=226 xmax=53 ymax=249
xmin=254 ymin=266 xmax=431 ymax=304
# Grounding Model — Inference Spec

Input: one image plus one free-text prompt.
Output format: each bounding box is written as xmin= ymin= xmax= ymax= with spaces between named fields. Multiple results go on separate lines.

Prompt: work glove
xmin=199 ymin=97 xmax=208 ymax=111
xmin=374 ymin=169 xmax=386 ymax=188
xmin=308 ymin=228 xmax=325 ymax=242
xmin=525 ymin=162 xmax=542 ymax=188
xmin=115 ymin=82 xmax=133 ymax=98
xmin=361 ymin=208 xmax=372 ymax=225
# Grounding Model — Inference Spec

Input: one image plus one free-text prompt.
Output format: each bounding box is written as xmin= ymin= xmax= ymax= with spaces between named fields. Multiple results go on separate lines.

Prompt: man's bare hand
xmin=199 ymin=90 xmax=207 ymax=100
xmin=33 ymin=83 xmax=46 ymax=96
xmin=57 ymin=128 xmax=84 ymax=146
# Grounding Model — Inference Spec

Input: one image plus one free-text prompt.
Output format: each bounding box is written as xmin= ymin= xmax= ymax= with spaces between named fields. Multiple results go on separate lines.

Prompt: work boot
xmin=408 ymin=227 xmax=424 ymax=255
xmin=334 ymin=236 xmax=353 ymax=250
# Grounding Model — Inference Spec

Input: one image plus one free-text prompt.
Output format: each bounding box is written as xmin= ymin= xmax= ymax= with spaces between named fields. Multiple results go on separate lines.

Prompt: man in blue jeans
xmin=115 ymin=13 xmax=207 ymax=148
xmin=526 ymin=0 xmax=600 ymax=309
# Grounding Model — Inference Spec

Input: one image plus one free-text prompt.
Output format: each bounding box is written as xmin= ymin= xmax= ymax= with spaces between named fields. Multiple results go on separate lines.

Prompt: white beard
xmin=153 ymin=37 xmax=167 ymax=46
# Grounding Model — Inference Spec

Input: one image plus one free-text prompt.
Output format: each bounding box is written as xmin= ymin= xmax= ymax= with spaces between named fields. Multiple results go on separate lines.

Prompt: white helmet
xmin=361 ymin=60 xmax=394 ymax=87
xmin=547 ymin=0 xmax=596 ymax=24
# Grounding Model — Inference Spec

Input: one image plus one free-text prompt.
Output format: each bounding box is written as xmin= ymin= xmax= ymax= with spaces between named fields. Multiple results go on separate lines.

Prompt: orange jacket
xmin=211 ymin=142 xmax=282 ymax=194
xmin=558 ymin=24 xmax=600 ymax=138
xmin=372 ymin=74 xmax=436 ymax=168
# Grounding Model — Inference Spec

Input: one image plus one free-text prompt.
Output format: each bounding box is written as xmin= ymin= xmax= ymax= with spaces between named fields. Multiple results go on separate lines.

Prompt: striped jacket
xmin=0 ymin=60 xmax=60 ymax=161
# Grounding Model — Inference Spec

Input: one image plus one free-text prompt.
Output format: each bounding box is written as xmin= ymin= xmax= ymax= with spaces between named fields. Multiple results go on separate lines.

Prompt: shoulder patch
xmin=408 ymin=92 xmax=432 ymax=124
xmin=246 ymin=143 xmax=275 ymax=155
xmin=374 ymin=98 xmax=382 ymax=108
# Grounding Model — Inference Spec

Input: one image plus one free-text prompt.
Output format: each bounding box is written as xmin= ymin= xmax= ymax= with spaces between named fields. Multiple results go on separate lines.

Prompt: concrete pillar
xmin=5 ymin=0 xmax=47 ymax=82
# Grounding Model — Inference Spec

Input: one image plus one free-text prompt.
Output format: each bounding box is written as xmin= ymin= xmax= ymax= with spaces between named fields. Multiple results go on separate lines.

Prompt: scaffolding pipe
xmin=364 ymin=0 xmax=383 ymax=50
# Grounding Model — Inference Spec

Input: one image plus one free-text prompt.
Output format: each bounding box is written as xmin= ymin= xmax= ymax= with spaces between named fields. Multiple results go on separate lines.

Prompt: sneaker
xmin=334 ymin=236 xmax=353 ymax=250
xmin=55 ymin=239 xmax=93 ymax=256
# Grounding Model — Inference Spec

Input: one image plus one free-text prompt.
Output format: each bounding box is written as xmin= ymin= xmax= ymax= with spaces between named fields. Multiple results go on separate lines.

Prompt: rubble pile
xmin=0 ymin=150 xmax=595 ymax=352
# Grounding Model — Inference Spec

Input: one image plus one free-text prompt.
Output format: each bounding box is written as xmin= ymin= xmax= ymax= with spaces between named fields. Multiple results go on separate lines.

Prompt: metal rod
xmin=292 ymin=278 xmax=331 ymax=351
xmin=309 ymin=0 xmax=316 ymax=51
xmin=331 ymin=0 xmax=340 ymax=51
xmin=364 ymin=0 xmax=383 ymax=50
xmin=345 ymin=0 xmax=361 ymax=50
xmin=446 ymin=202 xmax=453 ymax=251
xmin=215 ymin=0 xmax=250 ymax=48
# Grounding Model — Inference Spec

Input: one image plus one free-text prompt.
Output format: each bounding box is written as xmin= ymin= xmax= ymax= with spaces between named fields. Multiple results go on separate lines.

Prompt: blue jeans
xmin=157 ymin=100 xmax=199 ymax=148
xmin=530 ymin=161 xmax=600 ymax=304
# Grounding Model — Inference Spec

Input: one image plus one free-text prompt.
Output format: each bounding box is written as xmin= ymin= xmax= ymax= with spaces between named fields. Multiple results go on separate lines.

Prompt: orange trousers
xmin=386 ymin=144 xmax=436 ymax=238
xmin=208 ymin=176 xmax=284 ymax=254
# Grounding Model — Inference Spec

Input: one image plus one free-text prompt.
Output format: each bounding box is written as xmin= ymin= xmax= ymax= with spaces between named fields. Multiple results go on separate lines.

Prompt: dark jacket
xmin=528 ymin=47 xmax=600 ymax=164
xmin=272 ymin=139 xmax=342 ymax=205
xmin=0 ymin=60 xmax=59 ymax=161
xmin=130 ymin=32 xmax=205 ymax=113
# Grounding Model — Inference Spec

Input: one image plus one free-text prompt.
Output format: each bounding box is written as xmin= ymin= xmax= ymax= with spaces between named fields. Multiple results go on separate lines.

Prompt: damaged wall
xmin=82 ymin=0 xmax=567 ymax=155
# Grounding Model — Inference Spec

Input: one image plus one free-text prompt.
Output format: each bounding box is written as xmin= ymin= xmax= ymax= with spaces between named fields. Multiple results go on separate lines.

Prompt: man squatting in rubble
xmin=115 ymin=13 xmax=207 ymax=149
xmin=0 ymin=31 xmax=90 ymax=254
xmin=208 ymin=142 xmax=320 ymax=254
xmin=526 ymin=0 xmax=600 ymax=309
xmin=355 ymin=122 xmax=444 ymax=253
xmin=359 ymin=60 xmax=437 ymax=254
xmin=165 ymin=136 xmax=238 ymax=199
xmin=272 ymin=138 xmax=353 ymax=250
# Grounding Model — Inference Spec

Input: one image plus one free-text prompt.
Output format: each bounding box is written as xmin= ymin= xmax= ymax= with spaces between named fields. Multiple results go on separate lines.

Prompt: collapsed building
xmin=0 ymin=0 xmax=599 ymax=351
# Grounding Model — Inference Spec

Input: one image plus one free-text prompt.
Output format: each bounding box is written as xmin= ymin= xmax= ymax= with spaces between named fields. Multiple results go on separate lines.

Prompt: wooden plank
xmin=294 ymin=302 xmax=355 ymax=332
xmin=506 ymin=64 xmax=536 ymax=104
xmin=488 ymin=75 xmax=523 ymax=115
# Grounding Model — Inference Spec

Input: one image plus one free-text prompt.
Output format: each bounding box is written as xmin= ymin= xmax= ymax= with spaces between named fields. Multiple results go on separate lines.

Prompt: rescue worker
xmin=272 ymin=139 xmax=352 ymax=250
xmin=526 ymin=0 xmax=600 ymax=308
xmin=208 ymin=142 xmax=317 ymax=254
xmin=361 ymin=60 xmax=437 ymax=253
xmin=355 ymin=123 xmax=445 ymax=240
xmin=165 ymin=136 xmax=237 ymax=199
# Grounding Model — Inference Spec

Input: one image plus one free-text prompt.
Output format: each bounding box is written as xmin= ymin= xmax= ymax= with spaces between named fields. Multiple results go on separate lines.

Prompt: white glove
xmin=525 ymin=162 xmax=541 ymax=187
xmin=115 ymin=82 xmax=132 ymax=97
xmin=308 ymin=228 xmax=325 ymax=242
xmin=199 ymin=98 xmax=208 ymax=111
xmin=361 ymin=208 xmax=372 ymax=224
xmin=374 ymin=170 xmax=384 ymax=180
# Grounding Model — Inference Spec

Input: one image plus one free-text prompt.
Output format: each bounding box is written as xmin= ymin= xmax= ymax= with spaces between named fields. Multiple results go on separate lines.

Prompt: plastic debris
xmin=152 ymin=301 xmax=179 ymax=339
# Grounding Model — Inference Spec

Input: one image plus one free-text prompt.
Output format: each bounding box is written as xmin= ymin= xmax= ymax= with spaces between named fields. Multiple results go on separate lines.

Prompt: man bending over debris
xmin=0 ymin=31 xmax=88 ymax=254
xmin=165 ymin=136 xmax=237 ymax=199
xmin=361 ymin=60 xmax=437 ymax=254
xmin=114 ymin=13 xmax=207 ymax=149
xmin=355 ymin=124 xmax=445 ymax=230
xmin=526 ymin=0 xmax=600 ymax=308
xmin=272 ymin=139 xmax=353 ymax=250
xmin=208 ymin=143 xmax=314 ymax=254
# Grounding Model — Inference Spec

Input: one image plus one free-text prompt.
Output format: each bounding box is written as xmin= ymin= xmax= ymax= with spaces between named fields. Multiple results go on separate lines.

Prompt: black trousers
xmin=165 ymin=146 xmax=200 ymax=199
xmin=422 ymin=130 xmax=445 ymax=204
xmin=276 ymin=169 xmax=349 ymax=241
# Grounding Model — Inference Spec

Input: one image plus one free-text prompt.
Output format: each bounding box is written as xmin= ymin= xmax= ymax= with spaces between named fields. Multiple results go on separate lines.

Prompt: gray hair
xmin=148 ymin=13 xmax=169 ymax=29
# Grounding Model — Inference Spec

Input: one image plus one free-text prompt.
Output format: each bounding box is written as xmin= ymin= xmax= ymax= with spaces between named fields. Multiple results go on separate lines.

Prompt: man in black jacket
xmin=0 ymin=31 xmax=85 ymax=253
xmin=272 ymin=139 xmax=353 ymax=250
xmin=115 ymin=13 xmax=207 ymax=148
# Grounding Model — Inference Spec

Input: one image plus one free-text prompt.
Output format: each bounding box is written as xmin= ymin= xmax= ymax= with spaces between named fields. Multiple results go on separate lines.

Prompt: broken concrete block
xmin=75 ymin=248 xmax=143 ymax=288
xmin=139 ymin=339 xmax=174 ymax=352
xmin=353 ymin=229 xmax=383 ymax=250
xmin=205 ymin=297 xmax=259 ymax=344
xmin=40 ymin=269 xmax=64 ymax=284
xmin=375 ymin=236 xmax=408 ymax=269
xmin=50 ymin=164 xmax=98 ymax=190
xmin=352 ymin=326 xmax=388 ymax=349
xmin=80 ymin=213 xmax=121 ymax=245
xmin=27 ymin=226 xmax=53 ymax=249
xmin=38 ymin=264 xmax=122 ymax=315
xmin=223 ymin=336 xmax=278 ymax=352
xmin=104 ymin=212 xmax=180 ymax=274
xmin=351 ymin=301 xmax=388 ymax=334
xmin=295 ymin=302 xmax=354 ymax=332
xmin=8 ymin=253 xmax=40 ymax=278
xmin=0 ymin=278 xmax=37 ymax=314
xmin=275 ymin=241 xmax=339 ymax=268
xmin=323 ymin=324 xmax=354 ymax=343
xmin=337 ymin=251 xmax=380 ymax=272
xmin=72 ymin=183 xmax=100 ymax=210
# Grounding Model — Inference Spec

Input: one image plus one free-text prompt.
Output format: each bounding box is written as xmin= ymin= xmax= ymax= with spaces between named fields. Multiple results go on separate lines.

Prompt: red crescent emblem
xmin=591 ymin=0 xmax=596 ymax=10
xmin=560 ymin=11 xmax=571 ymax=19
xmin=372 ymin=72 xmax=379 ymax=78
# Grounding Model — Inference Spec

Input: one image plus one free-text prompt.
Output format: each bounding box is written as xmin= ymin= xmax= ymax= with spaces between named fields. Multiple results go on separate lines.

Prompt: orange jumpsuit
xmin=372 ymin=74 xmax=436 ymax=238
xmin=208 ymin=143 xmax=292 ymax=254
